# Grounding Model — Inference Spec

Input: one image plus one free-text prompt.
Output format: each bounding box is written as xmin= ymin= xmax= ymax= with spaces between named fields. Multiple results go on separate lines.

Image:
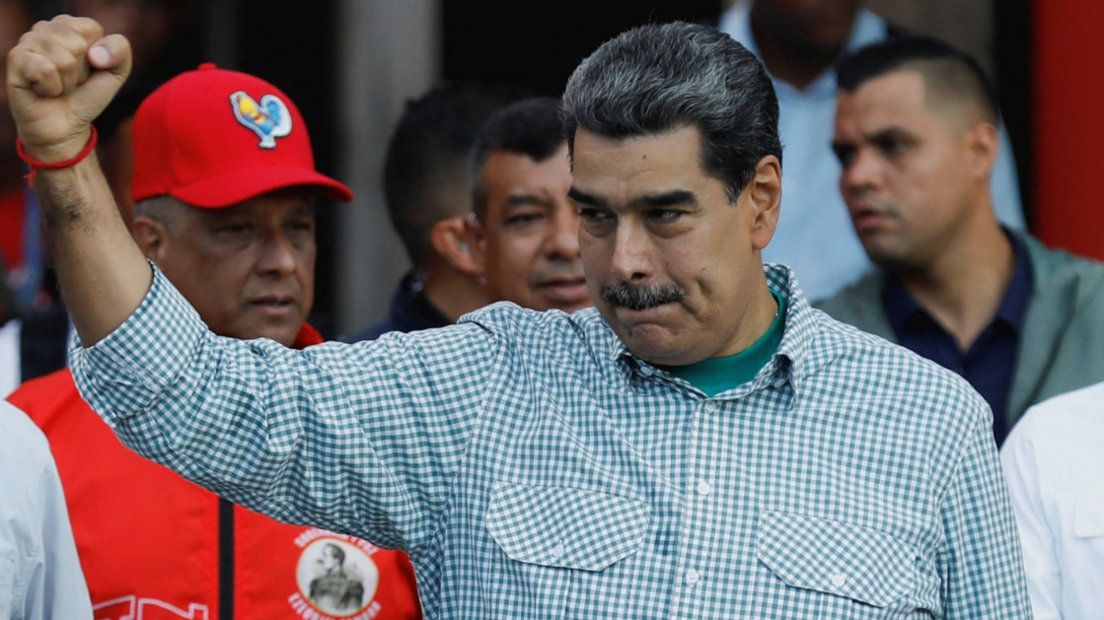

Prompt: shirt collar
xmin=884 ymin=229 xmax=1034 ymax=335
xmin=883 ymin=272 xmax=926 ymax=334
xmin=720 ymin=1 xmax=887 ymax=97
xmin=994 ymin=230 xmax=1033 ymax=330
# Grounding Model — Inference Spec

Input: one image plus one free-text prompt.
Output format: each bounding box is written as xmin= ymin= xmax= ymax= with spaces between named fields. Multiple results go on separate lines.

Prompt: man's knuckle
xmin=53 ymin=54 xmax=76 ymax=74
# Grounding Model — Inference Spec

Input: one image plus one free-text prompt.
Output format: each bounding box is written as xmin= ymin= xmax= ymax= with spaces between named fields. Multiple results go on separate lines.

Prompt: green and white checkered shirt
xmin=72 ymin=264 xmax=1030 ymax=619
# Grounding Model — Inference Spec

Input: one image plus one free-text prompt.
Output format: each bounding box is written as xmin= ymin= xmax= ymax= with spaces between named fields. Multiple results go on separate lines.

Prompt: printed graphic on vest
xmin=93 ymin=595 xmax=209 ymax=620
xmin=290 ymin=529 xmax=381 ymax=620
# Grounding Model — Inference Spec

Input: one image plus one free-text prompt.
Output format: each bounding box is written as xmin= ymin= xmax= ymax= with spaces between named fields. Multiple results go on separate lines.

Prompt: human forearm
xmin=7 ymin=16 xmax=148 ymax=345
xmin=72 ymin=267 xmax=491 ymax=549
xmin=34 ymin=152 xmax=151 ymax=343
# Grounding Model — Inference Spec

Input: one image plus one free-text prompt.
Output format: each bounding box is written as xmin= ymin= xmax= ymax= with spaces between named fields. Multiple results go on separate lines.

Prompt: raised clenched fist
xmin=6 ymin=15 xmax=131 ymax=163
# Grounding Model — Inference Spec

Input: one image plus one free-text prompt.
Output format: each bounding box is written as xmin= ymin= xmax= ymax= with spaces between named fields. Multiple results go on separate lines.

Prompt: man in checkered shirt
xmin=9 ymin=15 xmax=1030 ymax=619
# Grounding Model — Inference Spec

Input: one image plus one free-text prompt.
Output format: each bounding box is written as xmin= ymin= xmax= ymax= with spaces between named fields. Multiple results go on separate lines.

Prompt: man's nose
xmin=609 ymin=223 xmax=652 ymax=283
xmin=256 ymin=232 xmax=298 ymax=276
xmin=841 ymin=147 xmax=883 ymax=193
xmin=543 ymin=202 xmax=581 ymax=260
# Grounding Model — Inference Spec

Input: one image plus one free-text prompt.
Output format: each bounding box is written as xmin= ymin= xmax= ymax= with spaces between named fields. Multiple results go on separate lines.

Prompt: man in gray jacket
xmin=819 ymin=36 xmax=1104 ymax=444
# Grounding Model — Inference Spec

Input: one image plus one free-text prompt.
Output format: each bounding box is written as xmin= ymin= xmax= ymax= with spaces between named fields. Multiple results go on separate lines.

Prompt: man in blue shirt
xmin=720 ymin=0 xmax=1025 ymax=300
xmin=818 ymin=37 xmax=1104 ymax=444
xmin=9 ymin=16 xmax=1030 ymax=618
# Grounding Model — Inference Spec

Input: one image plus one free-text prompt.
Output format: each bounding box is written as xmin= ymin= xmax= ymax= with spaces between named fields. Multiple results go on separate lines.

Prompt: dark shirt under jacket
xmin=349 ymin=272 xmax=451 ymax=342
xmin=883 ymin=232 xmax=1033 ymax=445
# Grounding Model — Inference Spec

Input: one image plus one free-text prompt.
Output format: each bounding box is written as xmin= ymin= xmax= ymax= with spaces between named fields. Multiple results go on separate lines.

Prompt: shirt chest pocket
xmin=753 ymin=511 xmax=917 ymax=619
xmin=484 ymin=482 xmax=650 ymax=619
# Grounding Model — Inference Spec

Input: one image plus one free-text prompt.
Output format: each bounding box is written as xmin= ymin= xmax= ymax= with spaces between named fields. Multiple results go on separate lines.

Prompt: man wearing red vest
xmin=8 ymin=64 xmax=421 ymax=620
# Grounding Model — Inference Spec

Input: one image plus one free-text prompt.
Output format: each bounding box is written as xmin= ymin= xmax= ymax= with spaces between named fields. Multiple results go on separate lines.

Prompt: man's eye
xmin=877 ymin=137 xmax=909 ymax=159
xmin=648 ymin=209 xmax=682 ymax=222
xmin=832 ymin=145 xmax=855 ymax=167
xmin=578 ymin=207 xmax=610 ymax=222
xmin=218 ymin=224 xmax=253 ymax=234
xmin=506 ymin=213 xmax=543 ymax=226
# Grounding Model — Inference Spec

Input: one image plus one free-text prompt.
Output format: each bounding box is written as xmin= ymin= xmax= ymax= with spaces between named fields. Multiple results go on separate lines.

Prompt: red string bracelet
xmin=15 ymin=127 xmax=99 ymax=189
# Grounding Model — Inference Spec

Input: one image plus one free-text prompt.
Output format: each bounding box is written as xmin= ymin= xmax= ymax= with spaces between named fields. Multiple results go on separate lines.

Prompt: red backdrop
xmin=1033 ymin=0 xmax=1104 ymax=259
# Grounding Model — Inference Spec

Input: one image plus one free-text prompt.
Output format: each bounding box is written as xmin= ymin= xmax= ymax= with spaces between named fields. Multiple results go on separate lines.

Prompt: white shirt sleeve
xmin=1001 ymin=382 xmax=1104 ymax=620
xmin=0 ymin=401 xmax=92 ymax=620
xmin=1001 ymin=414 xmax=1063 ymax=620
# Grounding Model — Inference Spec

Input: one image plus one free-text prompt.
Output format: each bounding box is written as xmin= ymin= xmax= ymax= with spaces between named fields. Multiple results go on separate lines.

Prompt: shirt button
xmin=550 ymin=541 xmax=565 ymax=560
xmin=684 ymin=569 xmax=700 ymax=586
xmin=696 ymin=480 xmax=712 ymax=496
xmin=702 ymin=401 xmax=719 ymax=414
xmin=638 ymin=365 xmax=655 ymax=377
xmin=829 ymin=572 xmax=847 ymax=588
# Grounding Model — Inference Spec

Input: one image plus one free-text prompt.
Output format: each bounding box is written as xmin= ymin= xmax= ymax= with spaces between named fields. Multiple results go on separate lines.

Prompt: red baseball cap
xmin=131 ymin=63 xmax=353 ymax=208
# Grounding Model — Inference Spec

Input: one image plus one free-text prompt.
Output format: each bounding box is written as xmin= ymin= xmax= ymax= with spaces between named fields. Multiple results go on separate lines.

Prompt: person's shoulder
xmin=7 ymin=368 xmax=81 ymax=424
xmin=808 ymin=307 xmax=989 ymax=435
xmin=1009 ymin=381 xmax=1104 ymax=445
xmin=816 ymin=309 xmax=976 ymax=392
xmin=813 ymin=270 xmax=884 ymax=320
xmin=461 ymin=302 xmax=605 ymax=335
xmin=457 ymin=303 xmax=613 ymax=361
xmin=9 ymin=367 xmax=77 ymax=400
xmin=0 ymin=400 xmax=52 ymax=469
xmin=1025 ymin=233 xmax=1104 ymax=284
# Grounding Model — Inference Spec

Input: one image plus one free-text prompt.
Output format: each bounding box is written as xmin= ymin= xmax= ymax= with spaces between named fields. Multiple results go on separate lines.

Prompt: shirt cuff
xmin=70 ymin=263 xmax=208 ymax=427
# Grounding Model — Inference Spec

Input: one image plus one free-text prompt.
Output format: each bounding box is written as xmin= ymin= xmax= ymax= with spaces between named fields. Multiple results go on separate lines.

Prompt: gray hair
xmin=562 ymin=22 xmax=782 ymax=202
xmin=132 ymin=195 xmax=187 ymax=230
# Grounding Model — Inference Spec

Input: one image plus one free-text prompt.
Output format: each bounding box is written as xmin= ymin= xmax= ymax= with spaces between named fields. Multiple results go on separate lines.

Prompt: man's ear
xmin=965 ymin=122 xmax=999 ymax=180
xmin=432 ymin=214 xmax=482 ymax=276
xmin=463 ymin=212 xmax=490 ymax=275
xmin=746 ymin=154 xmax=782 ymax=251
xmin=130 ymin=216 xmax=169 ymax=262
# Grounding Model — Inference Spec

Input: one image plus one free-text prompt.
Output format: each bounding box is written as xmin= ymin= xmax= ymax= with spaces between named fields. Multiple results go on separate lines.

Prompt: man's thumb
xmin=86 ymin=34 xmax=132 ymax=78
xmin=80 ymin=34 xmax=132 ymax=113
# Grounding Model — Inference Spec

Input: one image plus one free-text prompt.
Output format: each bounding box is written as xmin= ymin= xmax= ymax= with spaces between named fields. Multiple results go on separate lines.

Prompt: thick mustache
xmin=601 ymin=283 xmax=685 ymax=311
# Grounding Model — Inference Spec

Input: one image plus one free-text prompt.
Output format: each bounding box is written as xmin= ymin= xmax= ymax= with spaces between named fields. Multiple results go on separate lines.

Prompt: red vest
xmin=8 ymin=324 xmax=421 ymax=620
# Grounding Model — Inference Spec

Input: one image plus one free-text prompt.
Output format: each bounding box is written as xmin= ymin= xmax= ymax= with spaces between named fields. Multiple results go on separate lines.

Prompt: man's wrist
xmin=16 ymin=127 xmax=99 ymax=188
xmin=16 ymin=127 xmax=96 ymax=164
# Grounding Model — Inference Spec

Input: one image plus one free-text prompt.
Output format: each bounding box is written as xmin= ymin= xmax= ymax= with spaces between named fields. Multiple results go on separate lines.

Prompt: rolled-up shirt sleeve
xmin=71 ymin=266 xmax=501 ymax=554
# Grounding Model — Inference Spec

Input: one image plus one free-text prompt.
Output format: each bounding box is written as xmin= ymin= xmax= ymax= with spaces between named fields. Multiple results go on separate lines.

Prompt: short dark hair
xmin=470 ymin=97 xmax=566 ymax=219
xmin=384 ymin=82 xmax=529 ymax=267
xmin=561 ymin=22 xmax=781 ymax=203
xmin=836 ymin=36 xmax=1000 ymax=125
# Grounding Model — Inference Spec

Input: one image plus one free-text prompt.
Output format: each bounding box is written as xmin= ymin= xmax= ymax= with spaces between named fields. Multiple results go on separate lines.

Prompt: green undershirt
xmin=662 ymin=289 xmax=786 ymax=397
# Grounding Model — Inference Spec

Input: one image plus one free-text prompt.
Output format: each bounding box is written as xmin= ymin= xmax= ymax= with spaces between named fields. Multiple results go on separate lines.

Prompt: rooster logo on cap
xmin=229 ymin=91 xmax=293 ymax=149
